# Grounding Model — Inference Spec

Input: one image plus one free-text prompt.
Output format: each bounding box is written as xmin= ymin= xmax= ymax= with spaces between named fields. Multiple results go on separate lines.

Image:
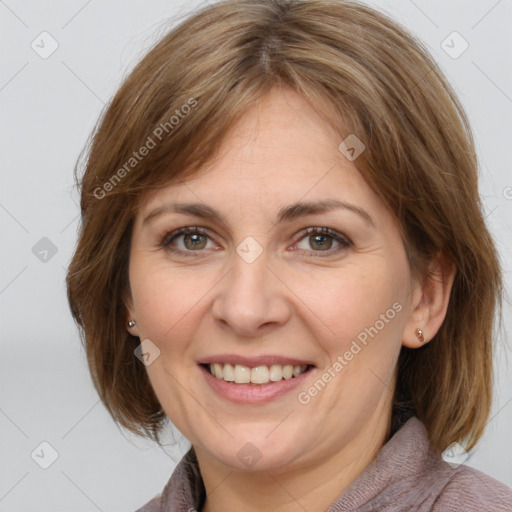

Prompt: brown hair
xmin=66 ymin=0 xmax=502 ymax=452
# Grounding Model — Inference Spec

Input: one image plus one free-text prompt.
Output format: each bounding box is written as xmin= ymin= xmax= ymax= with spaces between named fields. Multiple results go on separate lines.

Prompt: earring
xmin=127 ymin=320 xmax=136 ymax=328
xmin=415 ymin=328 xmax=426 ymax=343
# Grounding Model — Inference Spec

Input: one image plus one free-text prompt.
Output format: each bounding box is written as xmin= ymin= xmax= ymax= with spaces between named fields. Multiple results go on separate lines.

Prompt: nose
xmin=211 ymin=248 xmax=291 ymax=338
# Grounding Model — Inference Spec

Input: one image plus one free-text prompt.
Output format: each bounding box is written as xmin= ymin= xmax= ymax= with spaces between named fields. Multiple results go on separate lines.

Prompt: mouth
xmin=198 ymin=355 xmax=317 ymax=404
xmin=200 ymin=362 xmax=314 ymax=385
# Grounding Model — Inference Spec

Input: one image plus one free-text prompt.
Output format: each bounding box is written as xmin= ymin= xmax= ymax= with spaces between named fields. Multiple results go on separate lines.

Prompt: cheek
xmin=128 ymin=258 xmax=206 ymax=348
xmin=299 ymin=263 xmax=407 ymax=416
xmin=300 ymin=258 xmax=408 ymax=363
xmin=286 ymin=261 xmax=407 ymax=441
xmin=128 ymin=255 xmax=232 ymax=381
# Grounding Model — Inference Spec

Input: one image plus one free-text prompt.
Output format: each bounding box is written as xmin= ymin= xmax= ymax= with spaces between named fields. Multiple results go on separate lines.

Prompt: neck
xmin=197 ymin=410 xmax=391 ymax=512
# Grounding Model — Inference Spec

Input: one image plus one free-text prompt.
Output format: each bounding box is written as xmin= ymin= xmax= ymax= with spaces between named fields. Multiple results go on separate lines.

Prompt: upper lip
xmin=198 ymin=354 xmax=316 ymax=368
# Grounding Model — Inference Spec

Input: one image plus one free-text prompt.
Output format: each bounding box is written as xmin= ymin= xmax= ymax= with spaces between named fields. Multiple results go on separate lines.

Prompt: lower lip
xmin=199 ymin=365 xmax=314 ymax=404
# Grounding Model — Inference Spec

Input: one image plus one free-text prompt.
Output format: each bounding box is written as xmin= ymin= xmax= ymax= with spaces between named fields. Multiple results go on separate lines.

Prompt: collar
xmin=157 ymin=417 xmax=456 ymax=511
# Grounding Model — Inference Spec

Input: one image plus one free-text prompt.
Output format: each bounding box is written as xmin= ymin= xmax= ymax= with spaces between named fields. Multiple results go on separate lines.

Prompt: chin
xmin=199 ymin=432 xmax=300 ymax=472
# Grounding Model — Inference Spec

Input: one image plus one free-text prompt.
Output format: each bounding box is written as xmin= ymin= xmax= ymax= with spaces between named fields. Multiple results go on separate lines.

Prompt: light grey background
xmin=0 ymin=0 xmax=511 ymax=511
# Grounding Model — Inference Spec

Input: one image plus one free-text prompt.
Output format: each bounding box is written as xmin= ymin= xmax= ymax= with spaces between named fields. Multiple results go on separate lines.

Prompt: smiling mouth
xmin=201 ymin=363 xmax=313 ymax=385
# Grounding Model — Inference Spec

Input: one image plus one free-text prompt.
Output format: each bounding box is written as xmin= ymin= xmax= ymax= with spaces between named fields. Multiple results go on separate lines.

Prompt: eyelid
xmin=161 ymin=226 xmax=217 ymax=249
xmin=295 ymin=226 xmax=352 ymax=245
xmin=291 ymin=227 xmax=352 ymax=257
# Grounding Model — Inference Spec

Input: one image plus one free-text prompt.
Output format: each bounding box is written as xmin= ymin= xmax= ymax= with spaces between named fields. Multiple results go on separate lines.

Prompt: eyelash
xmin=160 ymin=226 xmax=352 ymax=258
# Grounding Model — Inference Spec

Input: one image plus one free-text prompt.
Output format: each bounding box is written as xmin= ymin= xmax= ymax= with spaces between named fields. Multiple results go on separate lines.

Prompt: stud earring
xmin=127 ymin=320 xmax=136 ymax=328
xmin=415 ymin=328 xmax=425 ymax=343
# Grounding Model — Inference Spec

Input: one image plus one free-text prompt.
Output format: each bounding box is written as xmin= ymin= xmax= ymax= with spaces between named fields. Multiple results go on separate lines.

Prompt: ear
xmin=124 ymin=287 xmax=140 ymax=337
xmin=402 ymin=253 xmax=456 ymax=348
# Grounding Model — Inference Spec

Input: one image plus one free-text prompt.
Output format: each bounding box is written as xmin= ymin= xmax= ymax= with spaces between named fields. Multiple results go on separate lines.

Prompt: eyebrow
xmin=143 ymin=199 xmax=375 ymax=228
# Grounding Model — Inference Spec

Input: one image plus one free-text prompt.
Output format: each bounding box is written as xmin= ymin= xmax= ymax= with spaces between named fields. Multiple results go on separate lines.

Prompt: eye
xmin=160 ymin=226 xmax=351 ymax=258
xmin=161 ymin=227 xmax=218 ymax=255
xmin=293 ymin=227 xmax=351 ymax=257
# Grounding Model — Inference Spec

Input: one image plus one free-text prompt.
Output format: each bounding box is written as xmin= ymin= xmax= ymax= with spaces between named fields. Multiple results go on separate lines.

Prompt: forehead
xmin=139 ymin=87 xmax=380 ymax=218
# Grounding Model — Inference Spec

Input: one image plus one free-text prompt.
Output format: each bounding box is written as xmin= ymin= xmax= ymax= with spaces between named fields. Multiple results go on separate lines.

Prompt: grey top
xmin=135 ymin=417 xmax=512 ymax=511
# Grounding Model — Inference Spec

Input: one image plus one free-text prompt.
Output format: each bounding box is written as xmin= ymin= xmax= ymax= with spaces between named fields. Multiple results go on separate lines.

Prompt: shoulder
xmin=335 ymin=417 xmax=512 ymax=512
xmin=133 ymin=447 xmax=204 ymax=512
xmin=432 ymin=464 xmax=512 ymax=512
xmin=134 ymin=494 xmax=162 ymax=512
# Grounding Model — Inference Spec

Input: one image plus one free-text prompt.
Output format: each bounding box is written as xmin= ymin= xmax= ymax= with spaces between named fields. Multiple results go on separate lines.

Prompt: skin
xmin=126 ymin=86 xmax=455 ymax=512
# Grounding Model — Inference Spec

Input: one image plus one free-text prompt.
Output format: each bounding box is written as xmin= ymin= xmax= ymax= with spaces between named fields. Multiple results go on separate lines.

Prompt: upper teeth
xmin=209 ymin=363 xmax=308 ymax=384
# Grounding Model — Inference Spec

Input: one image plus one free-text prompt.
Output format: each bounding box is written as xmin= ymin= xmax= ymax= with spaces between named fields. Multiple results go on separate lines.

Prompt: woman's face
xmin=127 ymin=86 xmax=417 ymax=472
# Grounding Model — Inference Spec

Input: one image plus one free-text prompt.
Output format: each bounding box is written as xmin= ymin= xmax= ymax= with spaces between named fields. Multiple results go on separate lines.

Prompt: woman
xmin=66 ymin=0 xmax=512 ymax=510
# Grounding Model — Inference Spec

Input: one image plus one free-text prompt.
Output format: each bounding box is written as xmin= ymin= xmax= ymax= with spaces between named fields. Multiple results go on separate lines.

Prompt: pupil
xmin=186 ymin=233 xmax=205 ymax=249
xmin=312 ymin=234 xmax=331 ymax=249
